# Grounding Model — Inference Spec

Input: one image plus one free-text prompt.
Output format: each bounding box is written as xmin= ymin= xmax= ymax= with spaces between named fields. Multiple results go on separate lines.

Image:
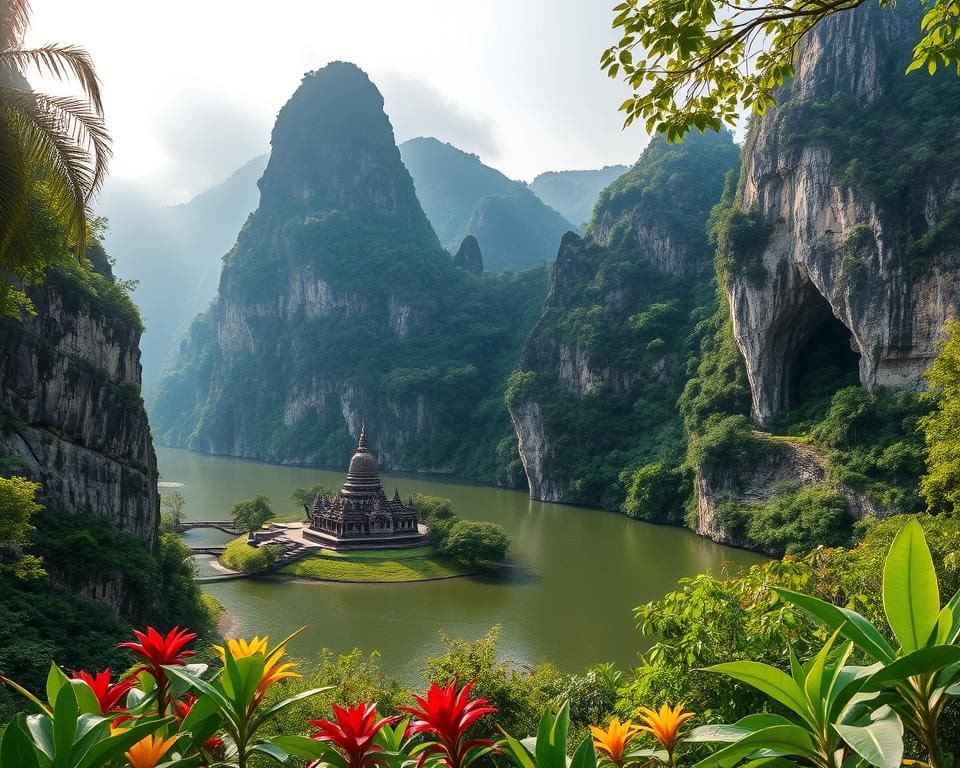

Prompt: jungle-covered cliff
xmin=686 ymin=0 xmax=960 ymax=553
xmin=153 ymin=62 xmax=549 ymax=484
xmin=506 ymin=131 xmax=740 ymax=509
xmin=506 ymin=0 xmax=960 ymax=552
xmin=0 ymin=244 xmax=159 ymax=619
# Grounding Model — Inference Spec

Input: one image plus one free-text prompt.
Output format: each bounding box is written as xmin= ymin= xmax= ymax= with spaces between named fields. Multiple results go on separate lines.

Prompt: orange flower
xmin=124 ymin=733 xmax=179 ymax=768
xmin=590 ymin=718 xmax=641 ymax=765
xmin=636 ymin=704 xmax=694 ymax=752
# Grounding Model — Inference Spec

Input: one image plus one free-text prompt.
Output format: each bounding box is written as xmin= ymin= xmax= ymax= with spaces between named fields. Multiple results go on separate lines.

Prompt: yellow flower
xmin=213 ymin=635 xmax=269 ymax=661
xmin=214 ymin=634 xmax=301 ymax=696
xmin=590 ymin=718 xmax=641 ymax=765
xmin=124 ymin=733 xmax=179 ymax=768
xmin=636 ymin=704 xmax=694 ymax=751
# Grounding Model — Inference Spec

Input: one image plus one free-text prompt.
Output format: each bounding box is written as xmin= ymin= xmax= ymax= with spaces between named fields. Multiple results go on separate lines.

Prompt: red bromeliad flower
xmin=71 ymin=669 xmax=135 ymax=714
xmin=173 ymin=694 xmax=225 ymax=751
xmin=118 ymin=626 xmax=196 ymax=676
xmin=400 ymin=680 xmax=497 ymax=768
xmin=309 ymin=702 xmax=399 ymax=768
xmin=118 ymin=626 xmax=196 ymax=714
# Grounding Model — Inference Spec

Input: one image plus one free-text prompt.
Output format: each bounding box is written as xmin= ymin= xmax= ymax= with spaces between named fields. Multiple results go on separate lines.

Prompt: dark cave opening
xmin=786 ymin=312 xmax=861 ymax=418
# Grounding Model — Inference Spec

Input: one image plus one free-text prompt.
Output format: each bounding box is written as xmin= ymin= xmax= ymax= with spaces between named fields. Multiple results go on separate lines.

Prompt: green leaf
xmin=0 ymin=716 xmax=40 ymax=768
xmin=835 ymin=707 xmax=903 ymax=768
xmin=162 ymin=665 xmax=239 ymax=732
xmin=687 ymin=715 xmax=793 ymax=743
xmin=569 ymin=735 xmax=597 ymax=768
xmin=883 ymin=518 xmax=940 ymax=653
xmin=690 ymin=725 xmax=818 ymax=768
xmin=251 ymin=741 xmax=293 ymax=764
xmin=774 ymin=589 xmax=895 ymax=662
xmin=497 ymin=733 xmax=536 ymax=768
xmin=269 ymin=735 xmax=339 ymax=761
xmin=862 ymin=645 xmax=960 ymax=690
xmin=76 ymin=717 xmax=174 ymax=768
xmin=703 ymin=662 xmax=810 ymax=722
xmin=535 ymin=705 xmax=570 ymax=768
xmin=249 ymin=686 xmax=332 ymax=733
xmin=52 ymin=683 xmax=78 ymax=760
xmin=45 ymin=664 xmax=67 ymax=710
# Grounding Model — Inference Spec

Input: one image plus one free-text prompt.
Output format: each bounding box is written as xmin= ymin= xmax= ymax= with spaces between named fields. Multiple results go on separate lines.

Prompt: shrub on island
xmin=221 ymin=538 xmax=283 ymax=572
xmin=413 ymin=493 xmax=510 ymax=568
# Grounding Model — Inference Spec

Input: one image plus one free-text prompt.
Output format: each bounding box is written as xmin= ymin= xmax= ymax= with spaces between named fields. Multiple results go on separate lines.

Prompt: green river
xmin=159 ymin=446 xmax=764 ymax=681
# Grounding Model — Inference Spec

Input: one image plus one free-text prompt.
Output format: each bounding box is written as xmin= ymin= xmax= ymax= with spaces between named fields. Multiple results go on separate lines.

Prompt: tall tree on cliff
xmin=603 ymin=0 xmax=960 ymax=140
xmin=0 ymin=0 xmax=110 ymax=313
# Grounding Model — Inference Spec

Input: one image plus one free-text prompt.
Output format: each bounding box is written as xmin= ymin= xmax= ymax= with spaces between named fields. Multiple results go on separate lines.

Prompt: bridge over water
xmin=179 ymin=520 xmax=240 ymax=535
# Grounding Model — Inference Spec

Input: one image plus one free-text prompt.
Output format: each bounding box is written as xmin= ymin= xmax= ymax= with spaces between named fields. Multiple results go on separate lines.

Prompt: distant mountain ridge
xmin=530 ymin=165 xmax=630 ymax=228
xmin=97 ymin=154 xmax=268 ymax=391
xmin=399 ymin=136 xmax=573 ymax=271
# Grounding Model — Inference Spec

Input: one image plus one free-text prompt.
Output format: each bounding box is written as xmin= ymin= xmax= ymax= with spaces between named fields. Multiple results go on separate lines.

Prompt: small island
xmin=218 ymin=426 xmax=508 ymax=582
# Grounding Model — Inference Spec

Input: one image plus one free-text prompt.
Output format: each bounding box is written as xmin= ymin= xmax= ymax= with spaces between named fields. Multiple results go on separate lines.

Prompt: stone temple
xmin=304 ymin=426 xmax=426 ymax=549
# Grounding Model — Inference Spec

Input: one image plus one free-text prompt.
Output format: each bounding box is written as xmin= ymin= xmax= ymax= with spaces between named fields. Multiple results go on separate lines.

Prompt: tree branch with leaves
xmin=602 ymin=0 xmax=960 ymax=141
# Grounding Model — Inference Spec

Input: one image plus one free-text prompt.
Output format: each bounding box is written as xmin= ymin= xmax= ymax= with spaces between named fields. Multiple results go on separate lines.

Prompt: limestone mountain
xmin=530 ymin=165 xmax=629 ymax=229
xmin=98 ymin=154 xmax=267 ymax=392
xmin=0 ymin=245 xmax=157 ymax=620
xmin=153 ymin=62 xmax=549 ymax=483
xmin=684 ymin=1 xmax=960 ymax=553
xmin=399 ymin=136 xmax=572 ymax=270
xmin=507 ymin=130 xmax=740 ymax=509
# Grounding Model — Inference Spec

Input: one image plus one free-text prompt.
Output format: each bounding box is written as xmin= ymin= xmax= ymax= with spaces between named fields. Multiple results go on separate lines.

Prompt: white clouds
xmin=27 ymin=0 xmax=650 ymax=201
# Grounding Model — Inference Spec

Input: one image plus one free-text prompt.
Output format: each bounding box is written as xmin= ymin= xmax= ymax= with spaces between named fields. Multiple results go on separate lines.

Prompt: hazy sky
xmin=28 ymin=0 xmax=652 ymax=204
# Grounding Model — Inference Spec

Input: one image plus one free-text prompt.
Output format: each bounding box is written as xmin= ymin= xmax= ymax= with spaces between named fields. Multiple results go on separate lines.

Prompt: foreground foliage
xmin=603 ymin=0 xmax=960 ymax=141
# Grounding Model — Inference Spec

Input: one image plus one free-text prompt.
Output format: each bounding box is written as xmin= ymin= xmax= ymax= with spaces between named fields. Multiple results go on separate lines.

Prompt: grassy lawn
xmin=279 ymin=550 xmax=471 ymax=582
xmin=220 ymin=537 xmax=283 ymax=572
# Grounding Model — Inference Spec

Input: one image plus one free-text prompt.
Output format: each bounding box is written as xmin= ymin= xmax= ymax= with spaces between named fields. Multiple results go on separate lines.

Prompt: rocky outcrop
xmin=153 ymin=62 xmax=548 ymax=485
xmin=0 ymin=269 xmax=158 ymax=618
xmin=453 ymin=236 xmax=483 ymax=274
xmin=727 ymin=2 xmax=960 ymax=424
xmin=508 ymin=132 xmax=740 ymax=507
xmin=696 ymin=438 xmax=890 ymax=547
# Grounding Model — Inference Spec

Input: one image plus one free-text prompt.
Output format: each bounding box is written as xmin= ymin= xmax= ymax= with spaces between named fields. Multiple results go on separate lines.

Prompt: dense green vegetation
xmin=921 ymin=320 xmax=960 ymax=513
xmin=413 ymin=494 xmax=510 ymax=568
xmin=0 ymin=468 xmax=218 ymax=719
xmin=508 ymin=130 xmax=740 ymax=512
xmin=231 ymin=494 xmax=277 ymax=533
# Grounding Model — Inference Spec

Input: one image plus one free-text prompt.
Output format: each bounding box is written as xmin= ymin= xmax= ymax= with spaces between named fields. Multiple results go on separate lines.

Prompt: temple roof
xmin=340 ymin=424 xmax=384 ymax=498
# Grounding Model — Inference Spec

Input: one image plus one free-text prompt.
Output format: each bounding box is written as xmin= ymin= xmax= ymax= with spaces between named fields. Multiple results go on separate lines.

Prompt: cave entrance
xmin=785 ymin=293 xmax=861 ymax=417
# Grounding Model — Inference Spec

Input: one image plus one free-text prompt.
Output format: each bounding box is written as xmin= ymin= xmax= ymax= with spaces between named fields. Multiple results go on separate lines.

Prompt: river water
xmin=159 ymin=446 xmax=764 ymax=680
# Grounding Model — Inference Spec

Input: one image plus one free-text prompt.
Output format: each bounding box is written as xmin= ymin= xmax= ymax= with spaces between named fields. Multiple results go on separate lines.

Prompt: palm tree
xmin=0 ymin=0 xmax=111 ymax=278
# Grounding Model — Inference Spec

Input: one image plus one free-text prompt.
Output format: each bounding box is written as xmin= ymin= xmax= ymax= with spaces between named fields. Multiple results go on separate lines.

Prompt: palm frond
xmin=0 ymin=44 xmax=104 ymax=113
xmin=0 ymin=0 xmax=31 ymax=52
xmin=0 ymin=86 xmax=112 ymax=258
xmin=0 ymin=112 xmax=30 ymax=263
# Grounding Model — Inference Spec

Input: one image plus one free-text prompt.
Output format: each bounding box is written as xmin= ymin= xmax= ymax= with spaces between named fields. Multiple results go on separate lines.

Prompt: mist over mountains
xmin=98 ymin=132 xmax=622 ymax=389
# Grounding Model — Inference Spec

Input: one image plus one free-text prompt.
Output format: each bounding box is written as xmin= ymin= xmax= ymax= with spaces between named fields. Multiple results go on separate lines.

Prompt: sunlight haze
xmin=28 ymin=0 xmax=646 ymax=202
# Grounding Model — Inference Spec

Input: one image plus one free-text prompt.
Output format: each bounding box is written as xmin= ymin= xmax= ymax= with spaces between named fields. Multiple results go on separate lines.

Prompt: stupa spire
xmin=357 ymin=420 xmax=368 ymax=452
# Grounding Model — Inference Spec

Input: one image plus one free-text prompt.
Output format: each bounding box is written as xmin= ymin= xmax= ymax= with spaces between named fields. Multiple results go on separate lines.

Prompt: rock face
xmin=727 ymin=2 xmax=960 ymax=425
xmin=696 ymin=439 xmax=885 ymax=548
xmin=453 ymin=235 xmax=484 ymax=274
xmin=0 ymin=268 xmax=158 ymax=618
xmin=153 ymin=62 xmax=549 ymax=484
xmin=508 ymin=131 xmax=740 ymax=507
